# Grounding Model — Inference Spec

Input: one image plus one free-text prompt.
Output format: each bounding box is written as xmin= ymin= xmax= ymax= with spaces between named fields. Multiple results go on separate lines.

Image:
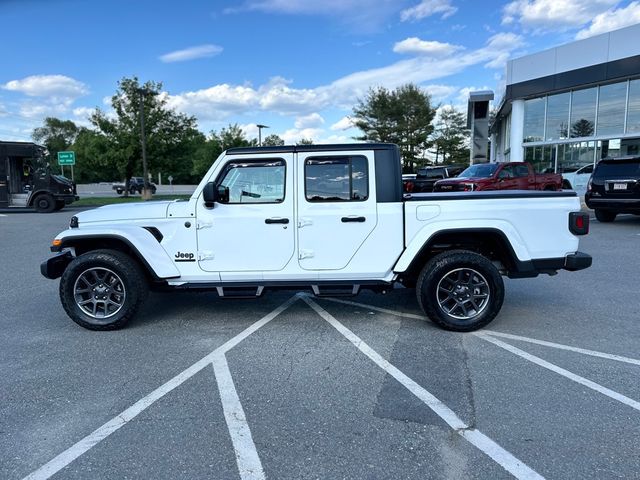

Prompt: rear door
xmin=296 ymin=152 xmax=377 ymax=270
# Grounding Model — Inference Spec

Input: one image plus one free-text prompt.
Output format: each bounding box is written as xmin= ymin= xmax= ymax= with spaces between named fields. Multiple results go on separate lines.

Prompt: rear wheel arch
xmin=399 ymin=229 xmax=520 ymax=287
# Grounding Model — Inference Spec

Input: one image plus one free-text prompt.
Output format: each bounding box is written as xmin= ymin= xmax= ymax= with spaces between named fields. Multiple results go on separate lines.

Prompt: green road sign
xmin=57 ymin=151 xmax=76 ymax=165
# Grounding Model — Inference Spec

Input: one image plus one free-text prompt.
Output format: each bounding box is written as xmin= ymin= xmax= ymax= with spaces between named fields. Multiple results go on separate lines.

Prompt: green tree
xmin=297 ymin=138 xmax=314 ymax=145
xmin=191 ymin=124 xmax=255 ymax=179
xmin=69 ymin=128 xmax=113 ymax=183
xmin=32 ymin=117 xmax=79 ymax=174
xmin=571 ymin=119 xmax=594 ymax=138
xmin=262 ymin=134 xmax=285 ymax=146
xmin=431 ymin=106 xmax=470 ymax=165
xmin=352 ymin=84 xmax=436 ymax=171
xmin=90 ymin=76 xmax=199 ymax=194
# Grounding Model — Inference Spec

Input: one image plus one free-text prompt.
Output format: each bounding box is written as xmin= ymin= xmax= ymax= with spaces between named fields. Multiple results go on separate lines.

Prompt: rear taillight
xmin=587 ymin=177 xmax=593 ymax=192
xmin=569 ymin=212 xmax=589 ymax=235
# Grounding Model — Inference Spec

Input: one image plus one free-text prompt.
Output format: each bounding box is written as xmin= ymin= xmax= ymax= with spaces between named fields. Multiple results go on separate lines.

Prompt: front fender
xmin=51 ymin=226 xmax=181 ymax=279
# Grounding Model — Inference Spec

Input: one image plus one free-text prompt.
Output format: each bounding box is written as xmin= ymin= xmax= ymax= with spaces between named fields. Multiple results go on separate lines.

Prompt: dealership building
xmin=488 ymin=23 xmax=640 ymax=173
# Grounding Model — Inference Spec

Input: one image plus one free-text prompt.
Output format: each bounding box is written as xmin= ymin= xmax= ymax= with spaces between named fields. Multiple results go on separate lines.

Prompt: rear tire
xmin=417 ymin=250 xmax=504 ymax=332
xmin=59 ymin=249 xmax=148 ymax=330
xmin=34 ymin=193 xmax=56 ymax=213
xmin=594 ymin=209 xmax=617 ymax=222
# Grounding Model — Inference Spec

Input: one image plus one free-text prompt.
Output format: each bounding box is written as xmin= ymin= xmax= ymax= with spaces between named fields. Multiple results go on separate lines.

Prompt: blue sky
xmin=1 ymin=0 xmax=639 ymax=144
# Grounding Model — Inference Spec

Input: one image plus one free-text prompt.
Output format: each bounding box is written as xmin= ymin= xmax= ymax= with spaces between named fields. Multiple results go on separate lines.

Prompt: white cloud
xmin=165 ymin=33 xmax=522 ymax=124
xmin=393 ymin=37 xmax=463 ymax=57
xmin=502 ymin=0 xmax=618 ymax=30
xmin=295 ymin=112 xmax=324 ymax=129
xmin=2 ymin=74 xmax=88 ymax=100
xmin=400 ymin=0 xmax=458 ymax=21
xmin=72 ymin=106 xmax=97 ymax=119
xmin=280 ymin=127 xmax=325 ymax=144
xmin=166 ymin=83 xmax=258 ymax=119
xmin=331 ymin=116 xmax=355 ymax=131
xmin=159 ymin=44 xmax=223 ymax=63
xmin=576 ymin=2 xmax=640 ymax=39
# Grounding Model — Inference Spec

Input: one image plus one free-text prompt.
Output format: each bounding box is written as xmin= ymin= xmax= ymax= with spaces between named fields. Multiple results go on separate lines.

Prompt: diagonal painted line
xmin=475 ymin=333 xmax=640 ymax=412
xmin=302 ymin=296 xmax=544 ymax=480
xmin=212 ymin=355 xmax=265 ymax=480
xmin=483 ymin=331 xmax=640 ymax=366
xmin=319 ymin=296 xmax=425 ymax=320
xmin=22 ymin=294 xmax=299 ymax=480
xmin=321 ymin=298 xmax=638 ymax=368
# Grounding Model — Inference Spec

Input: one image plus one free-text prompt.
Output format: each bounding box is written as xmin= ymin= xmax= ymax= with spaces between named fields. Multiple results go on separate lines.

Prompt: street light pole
xmin=137 ymin=87 xmax=155 ymax=200
xmin=257 ymin=124 xmax=269 ymax=146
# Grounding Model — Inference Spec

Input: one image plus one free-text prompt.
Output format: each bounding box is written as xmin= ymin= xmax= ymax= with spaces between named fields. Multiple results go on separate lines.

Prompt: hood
xmin=438 ymin=176 xmax=491 ymax=184
xmin=76 ymin=201 xmax=173 ymax=224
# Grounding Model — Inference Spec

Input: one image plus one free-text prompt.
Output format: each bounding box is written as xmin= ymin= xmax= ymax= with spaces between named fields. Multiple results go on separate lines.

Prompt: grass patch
xmin=74 ymin=194 xmax=191 ymax=207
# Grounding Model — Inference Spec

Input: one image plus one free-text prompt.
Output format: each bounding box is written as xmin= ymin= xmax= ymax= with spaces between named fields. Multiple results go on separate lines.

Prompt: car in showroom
xmin=585 ymin=156 xmax=640 ymax=222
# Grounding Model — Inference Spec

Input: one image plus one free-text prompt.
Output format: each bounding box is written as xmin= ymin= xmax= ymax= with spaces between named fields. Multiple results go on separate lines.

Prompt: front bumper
xmin=53 ymin=194 xmax=80 ymax=205
xmin=40 ymin=251 xmax=73 ymax=279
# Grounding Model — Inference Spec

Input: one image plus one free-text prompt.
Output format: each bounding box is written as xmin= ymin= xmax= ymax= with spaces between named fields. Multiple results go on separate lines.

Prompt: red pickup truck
xmin=433 ymin=162 xmax=562 ymax=192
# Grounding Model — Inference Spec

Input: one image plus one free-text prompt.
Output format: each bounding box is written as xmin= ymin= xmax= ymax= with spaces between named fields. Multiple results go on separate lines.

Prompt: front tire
xmin=59 ymin=250 xmax=148 ymax=330
xmin=417 ymin=250 xmax=504 ymax=332
xmin=595 ymin=209 xmax=617 ymax=222
xmin=34 ymin=193 xmax=56 ymax=213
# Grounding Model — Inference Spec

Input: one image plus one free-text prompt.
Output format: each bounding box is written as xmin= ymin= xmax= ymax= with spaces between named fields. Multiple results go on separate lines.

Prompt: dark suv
xmin=585 ymin=156 xmax=640 ymax=222
xmin=404 ymin=165 xmax=465 ymax=193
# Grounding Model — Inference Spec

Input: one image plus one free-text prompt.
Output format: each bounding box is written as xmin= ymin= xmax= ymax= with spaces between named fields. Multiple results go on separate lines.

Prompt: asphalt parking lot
xmin=1 ymin=209 xmax=639 ymax=480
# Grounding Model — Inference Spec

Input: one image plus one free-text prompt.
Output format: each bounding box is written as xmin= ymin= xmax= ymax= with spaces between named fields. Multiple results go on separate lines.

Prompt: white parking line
xmin=319 ymin=296 xmax=426 ymax=320
xmin=321 ymin=298 xmax=640 ymax=368
xmin=212 ymin=354 xmax=265 ymax=480
xmin=475 ymin=333 xmax=640 ymax=413
xmin=302 ymin=296 xmax=544 ymax=480
xmin=22 ymin=295 xmax=298 ymax=480
xmin=483 ymin=331 xmax=640 ymax=366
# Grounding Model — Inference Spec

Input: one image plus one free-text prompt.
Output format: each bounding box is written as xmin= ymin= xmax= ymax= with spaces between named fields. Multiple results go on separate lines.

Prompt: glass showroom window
xmin=545 ymin=92 xmax=570 ymax=141
xmin=570 ymin=88 xmax=597 ymax=138
xmin=626 ymin=79 xmax=640 ymax=133
xmin=597 ymin=82 xmax=626 ymax=136
xmin=523 ymin=97 xmax=545 ymax=142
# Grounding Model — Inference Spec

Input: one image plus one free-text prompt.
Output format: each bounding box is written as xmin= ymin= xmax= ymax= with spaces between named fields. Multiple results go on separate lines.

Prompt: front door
xmin=196 ymin=154 xmax=295 ymax=273
xmin=296 ymin=152 xmax=377 ymax=271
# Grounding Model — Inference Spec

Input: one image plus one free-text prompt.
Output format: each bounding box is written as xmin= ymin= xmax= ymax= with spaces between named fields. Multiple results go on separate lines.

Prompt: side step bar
xmin=311 ymin=284 xmax=360 ymax=297
xmin=216 ymin=286 xmax=265 ymax=299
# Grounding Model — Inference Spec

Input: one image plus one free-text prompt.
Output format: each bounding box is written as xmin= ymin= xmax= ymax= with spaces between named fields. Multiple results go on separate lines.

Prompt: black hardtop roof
xmin=0 ymin=140 xmax=45 ymax=157
xmin=599 ymin=155 xmax=640 ymax=162
xmin=226 ymin=143 xmax=398 ymax=155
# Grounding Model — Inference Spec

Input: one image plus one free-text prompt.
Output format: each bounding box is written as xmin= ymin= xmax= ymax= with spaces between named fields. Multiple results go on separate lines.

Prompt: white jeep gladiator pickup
xmin=41 ymin=143 xmax=591 ymax=331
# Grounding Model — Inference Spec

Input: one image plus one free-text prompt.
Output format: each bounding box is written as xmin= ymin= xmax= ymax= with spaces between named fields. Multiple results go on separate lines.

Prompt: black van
xmin=585 ymin=156 xmax=640 ymax=222
xmin=0 ymin=141 xmax=78 ymax=213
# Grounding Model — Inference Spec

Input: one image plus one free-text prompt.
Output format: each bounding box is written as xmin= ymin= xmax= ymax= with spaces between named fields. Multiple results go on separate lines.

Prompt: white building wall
xmin=509 ymin=100 xmax=525 ymax=162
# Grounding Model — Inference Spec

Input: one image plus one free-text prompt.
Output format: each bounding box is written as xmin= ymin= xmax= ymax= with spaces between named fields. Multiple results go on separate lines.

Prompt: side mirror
xmin=203 ymin=182 xmax=218 ymax=208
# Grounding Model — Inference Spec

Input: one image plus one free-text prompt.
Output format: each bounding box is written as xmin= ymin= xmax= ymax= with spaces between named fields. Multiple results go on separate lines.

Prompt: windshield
xmin=458 ymin=163 xmax=499 ymax=178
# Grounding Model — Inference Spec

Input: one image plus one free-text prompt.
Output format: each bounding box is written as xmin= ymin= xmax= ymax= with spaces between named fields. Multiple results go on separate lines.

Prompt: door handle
xmin=341 ymin=216 xmax=366 ymax=223
xmin=265 ymin=218 xmax=289 ymax=224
